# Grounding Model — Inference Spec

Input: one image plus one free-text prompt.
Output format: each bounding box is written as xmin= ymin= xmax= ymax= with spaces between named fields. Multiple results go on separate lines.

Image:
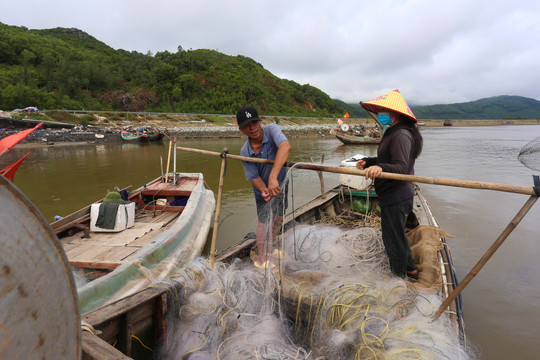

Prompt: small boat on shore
xmin=51 ymin=172 xmax=215 ymax=314
xmin=79 ymin=181 xmax=467 ymax=359
xmin=121 ymin=127 xmax=165 ymax=142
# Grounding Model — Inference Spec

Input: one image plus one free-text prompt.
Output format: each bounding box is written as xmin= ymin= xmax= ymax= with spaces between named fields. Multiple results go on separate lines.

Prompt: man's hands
xmin=267 ymin=176 xmax=281 ymax=198
xmin=261 ymin=189 xmax=271 ymax=202
xmin=262 ymin=176 xmax=281 ymax=202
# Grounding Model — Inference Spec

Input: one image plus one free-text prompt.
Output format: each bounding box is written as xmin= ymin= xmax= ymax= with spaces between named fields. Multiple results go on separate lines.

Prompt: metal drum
xmin=0 ymin=176 xmax=81 ymax=359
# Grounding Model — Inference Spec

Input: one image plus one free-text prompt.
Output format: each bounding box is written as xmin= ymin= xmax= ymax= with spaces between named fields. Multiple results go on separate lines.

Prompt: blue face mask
xmin=378 ymin=113 xmax=393 ymax=125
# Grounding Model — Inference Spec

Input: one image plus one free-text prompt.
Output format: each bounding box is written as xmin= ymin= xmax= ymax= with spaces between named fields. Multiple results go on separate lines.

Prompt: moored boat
xmin=121 ymin=127 xmax=165 ymax=142
xmin=51 ymin=172 xmax=215 ymax=314
xmin=330 ymin=126 xmax=382 ymax=144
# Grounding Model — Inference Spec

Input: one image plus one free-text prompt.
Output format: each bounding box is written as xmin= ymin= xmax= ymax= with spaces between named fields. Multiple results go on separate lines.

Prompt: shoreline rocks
xmin=1 ymin=123 xmax=335 ymax=147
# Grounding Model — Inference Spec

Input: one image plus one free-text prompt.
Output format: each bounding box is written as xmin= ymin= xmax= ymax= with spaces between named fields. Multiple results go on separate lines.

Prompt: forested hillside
xmin=0 ymin=23 xmax=342 ymax=116
xmin=2 ymin=23 xmax=539 ymax=120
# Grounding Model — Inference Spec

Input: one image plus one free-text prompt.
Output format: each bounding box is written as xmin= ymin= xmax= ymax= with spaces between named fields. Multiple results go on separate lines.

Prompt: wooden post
xmin=209 ymin=148 xmax=228 ymax=266
xmin=164 ymin=140 xmax=172 ymax=183
xmin=172 ymin=137 xmax=177 ymax=183
xmin=160 ymin=156 xmax=164 ymax=180
xmin=310 ymin=153 xmax=326 ymax=199
xmin=433 ymin=195 xmax=538 ymax=319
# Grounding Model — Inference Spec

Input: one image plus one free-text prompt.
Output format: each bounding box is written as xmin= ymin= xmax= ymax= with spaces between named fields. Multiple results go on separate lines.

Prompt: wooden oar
xmin=434 ymin=194 xmax=538 ymax=319
xmin=209 ymin=148 xmax=228 ymax=266
xmin=176 ymin=146 xmax=536 ymax=196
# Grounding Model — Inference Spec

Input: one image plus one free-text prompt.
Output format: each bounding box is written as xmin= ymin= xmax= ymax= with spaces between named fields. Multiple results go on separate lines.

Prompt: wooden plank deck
xmin=60 ymin=210 xmax=179 ymax=270
xmin=142 ymin=177 xmax=198 ymax=197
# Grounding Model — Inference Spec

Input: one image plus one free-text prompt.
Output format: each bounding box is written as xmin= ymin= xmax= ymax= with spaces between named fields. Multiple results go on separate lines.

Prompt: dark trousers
xmin=380 ymin=197 xmax=416 ymax=278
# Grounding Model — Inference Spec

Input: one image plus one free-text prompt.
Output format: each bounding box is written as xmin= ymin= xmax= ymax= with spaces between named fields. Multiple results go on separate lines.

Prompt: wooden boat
xmin=51 ymin=172 xmax=215 ymax=314
xmin=79 ymin=183 xmax=466 ymax=359
xmin=443 ymin=120 xmax=452 ymax=126
xmin=121 ymin=128 xmax=165 ymax=142
xmin=330 ymin=127 xmax=381 ymax=144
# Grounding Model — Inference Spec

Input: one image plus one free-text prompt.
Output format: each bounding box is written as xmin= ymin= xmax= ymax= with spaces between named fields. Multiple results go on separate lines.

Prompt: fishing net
xmin=518 ymin=135 xmax=540 ymax=171
xmin=154 ymin=165 xmax=476 ymax=359
xmin=156 ymin=223 xmax=475 ymax=359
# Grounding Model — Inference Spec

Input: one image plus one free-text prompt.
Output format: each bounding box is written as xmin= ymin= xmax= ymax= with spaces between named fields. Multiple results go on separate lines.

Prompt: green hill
xmin=3 ymin=23 xmax=539 ymax=120
xmin=0 ymin=23 xmax=343 ymax=117
xmin=332 ymin=99 xmax=365 ymax=118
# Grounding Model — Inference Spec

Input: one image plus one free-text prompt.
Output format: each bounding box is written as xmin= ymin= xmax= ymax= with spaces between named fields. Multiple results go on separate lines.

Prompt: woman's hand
xmin=364 ymin=165 xmax=382 ymax=179
xmin=356 ymin=160 xmax=366 ymax=169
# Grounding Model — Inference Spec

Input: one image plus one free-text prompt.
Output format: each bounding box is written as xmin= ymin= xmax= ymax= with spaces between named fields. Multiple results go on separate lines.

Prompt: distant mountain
xmin=334 ymin=96 xmax=540 ymax=120
xmin=0 ymin=22 xmax=342 ymax=116
xmin=411 ymin=96 xmax=540 ymax=119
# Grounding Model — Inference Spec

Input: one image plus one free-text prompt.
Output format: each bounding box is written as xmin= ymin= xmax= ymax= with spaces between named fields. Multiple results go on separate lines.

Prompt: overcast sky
xmin=3 ymin=0 xmax=540 ymax=105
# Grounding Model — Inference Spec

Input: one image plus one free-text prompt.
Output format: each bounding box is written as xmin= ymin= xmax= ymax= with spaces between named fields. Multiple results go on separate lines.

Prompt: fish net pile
xmin=518 ymin=135 xmax=540 ymax=171
xmin=156 ymin=221 xmax=475 ymax=359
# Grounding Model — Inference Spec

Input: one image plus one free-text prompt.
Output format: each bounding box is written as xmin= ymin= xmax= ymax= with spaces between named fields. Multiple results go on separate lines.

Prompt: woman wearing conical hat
xmin=356 ymin=90 xmax=422 ymax=281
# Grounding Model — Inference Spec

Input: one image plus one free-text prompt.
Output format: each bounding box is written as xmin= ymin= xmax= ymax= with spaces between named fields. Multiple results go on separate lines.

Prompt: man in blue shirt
xmin=237 ymin=106 xmax=291 ymax=267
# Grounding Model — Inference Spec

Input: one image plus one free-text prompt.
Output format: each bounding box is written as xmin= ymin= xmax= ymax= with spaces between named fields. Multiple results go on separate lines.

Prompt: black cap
xmin=236 ymin=106 xmax=261 ymax=128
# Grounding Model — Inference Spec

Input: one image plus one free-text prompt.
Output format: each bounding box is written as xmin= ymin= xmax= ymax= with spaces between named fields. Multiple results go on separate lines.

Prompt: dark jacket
xmin=363 ymin=122 xmax=416 ymax=206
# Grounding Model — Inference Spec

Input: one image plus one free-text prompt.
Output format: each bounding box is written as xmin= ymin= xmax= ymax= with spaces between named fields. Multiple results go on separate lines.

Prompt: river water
xmin=2 ymin=125 xmax=540 ymax=359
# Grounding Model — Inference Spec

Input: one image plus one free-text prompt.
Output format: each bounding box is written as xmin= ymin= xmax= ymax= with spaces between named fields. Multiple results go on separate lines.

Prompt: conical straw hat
xmin=361 ymin=89 xmax=416 ymax=122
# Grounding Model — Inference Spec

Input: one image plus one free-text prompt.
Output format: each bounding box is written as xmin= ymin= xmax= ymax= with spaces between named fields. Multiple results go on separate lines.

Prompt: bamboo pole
xmin=176 ymin=146 xmax=536 ymax=196
xmin=434 ymin=195 xmax=538 ymax=319
xmin=209 ymin=148 xmax=228 ymax=266
xmin=164 ymin=140 xmax=172 ymax=182
xmin=173 ymin=137 xmax=177 ymax=183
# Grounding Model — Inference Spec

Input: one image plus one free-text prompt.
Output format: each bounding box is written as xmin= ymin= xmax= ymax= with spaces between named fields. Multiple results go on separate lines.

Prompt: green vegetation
xmin=333 ymin=99 xmax=365 ymax=117
xmin=0 ymin=23 xmax=342 ymax=117
xmin=3 ymin=23 xmax=539 ymax=121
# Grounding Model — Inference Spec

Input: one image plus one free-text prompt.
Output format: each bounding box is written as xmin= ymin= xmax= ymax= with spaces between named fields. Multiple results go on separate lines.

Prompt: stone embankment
xmin=1 ymin=121 xmax=335 ymax=146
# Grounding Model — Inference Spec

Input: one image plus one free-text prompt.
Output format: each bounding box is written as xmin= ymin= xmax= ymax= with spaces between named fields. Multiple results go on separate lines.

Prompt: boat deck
xmin=60 ymin=210 xmax=179 ymax=271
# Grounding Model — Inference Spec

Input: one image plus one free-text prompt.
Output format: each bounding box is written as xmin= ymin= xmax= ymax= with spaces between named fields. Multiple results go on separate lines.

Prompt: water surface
xmin=2 ymin=125 xmax=540 ymax=359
